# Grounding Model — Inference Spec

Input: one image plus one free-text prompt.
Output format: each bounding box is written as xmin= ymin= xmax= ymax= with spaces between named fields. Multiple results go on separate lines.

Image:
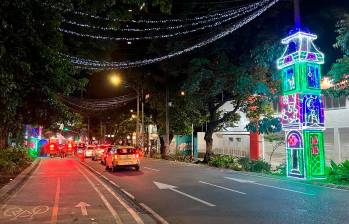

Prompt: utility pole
xmin=87 ymin=117 xmax=90 ymax=144
xmin=165 ymin=86 xmax=170 ymax=156
xmin=141 ymin=87 xmax=144 ymax=149
xmin=136 ymin=87 xmax=140 ymax=146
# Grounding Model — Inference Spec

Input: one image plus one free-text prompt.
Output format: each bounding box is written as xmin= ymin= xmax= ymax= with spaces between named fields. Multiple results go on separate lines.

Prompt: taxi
xmin=105 ymin=146 xmax=140 ymax=172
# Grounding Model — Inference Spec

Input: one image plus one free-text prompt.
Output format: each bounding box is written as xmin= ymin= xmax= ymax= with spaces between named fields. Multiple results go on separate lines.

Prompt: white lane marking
xmin=75 ymin=202 xmax=90 ymax=216
xmin=121 ymin=189 xmax=135 ymax=200
xmin=78 ymin=168 xmax=123 ymax=224
xmin=224 ymin=177 xmax=315 ymax=196
xmin=50 ymin=177 xmax=60 ymax=224
xmin=223 ymin=177 xmax=255 ymax=183
xmin=82 ymin=166 xmax=145 ymax=224
xmin=199 ymin=181 xmax=246 ymax=195
xmin=153 ymin=181 xmax=215 ymax=207
xmin=143 ymin=167 xmax=160 ymax=172
xmin=139 ymin=203 xmax=169 ymax=224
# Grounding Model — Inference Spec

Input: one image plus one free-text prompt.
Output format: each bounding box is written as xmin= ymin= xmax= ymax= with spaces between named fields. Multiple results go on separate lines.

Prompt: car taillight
xmin=113 ymin=155 xmax=118 ymax=160
xmin=135 ymin=153 xmax=139 ymax=158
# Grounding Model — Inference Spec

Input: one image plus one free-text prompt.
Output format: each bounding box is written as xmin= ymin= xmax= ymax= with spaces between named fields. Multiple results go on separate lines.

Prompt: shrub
xmin=237 ymin=157 xmax=251 ymax=171
xmin=250 ymin=159 xmax=271 ymax=173
xmin=0 ymin=147 xmax=33 ymax=175
xmin=327 ymin=160 xmax=349 ymax=183
xmin=208 ymin=155 xmax=241 ymax=170
xmin=273 ymin=163 xmax=287 ymax=176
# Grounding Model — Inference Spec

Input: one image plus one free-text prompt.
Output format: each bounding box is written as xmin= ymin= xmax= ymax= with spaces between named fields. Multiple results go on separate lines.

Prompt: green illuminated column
xmin=277 ymin=31 xmax=326 ymax=179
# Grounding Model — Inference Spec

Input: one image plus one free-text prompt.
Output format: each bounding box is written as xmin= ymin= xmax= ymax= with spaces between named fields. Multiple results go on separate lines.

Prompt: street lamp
xmin=109 ymin=73 xmax=141 ymax=147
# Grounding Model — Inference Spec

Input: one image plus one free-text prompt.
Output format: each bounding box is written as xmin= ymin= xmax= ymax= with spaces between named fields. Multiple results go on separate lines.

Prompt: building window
xmin=325 ymin=95 xmax=347 ymax=109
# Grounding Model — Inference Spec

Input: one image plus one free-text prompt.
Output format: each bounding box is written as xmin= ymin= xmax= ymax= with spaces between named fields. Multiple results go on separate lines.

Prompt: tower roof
xmin=277 ymin=31 xmax=324 ymax=69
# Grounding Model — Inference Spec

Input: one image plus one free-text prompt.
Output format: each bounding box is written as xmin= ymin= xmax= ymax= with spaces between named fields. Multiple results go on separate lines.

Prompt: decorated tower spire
xmin=277 ymin=0 xmax=326 ymax=179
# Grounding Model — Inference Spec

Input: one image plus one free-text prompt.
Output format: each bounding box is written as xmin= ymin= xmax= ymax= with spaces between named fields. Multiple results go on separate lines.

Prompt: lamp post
xmin=109 ymin=73 xmax=140 ymax=146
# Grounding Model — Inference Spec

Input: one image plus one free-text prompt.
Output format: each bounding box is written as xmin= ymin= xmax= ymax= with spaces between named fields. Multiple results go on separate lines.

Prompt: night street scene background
xmin=0 ymin=0 xmax=349 ymax=223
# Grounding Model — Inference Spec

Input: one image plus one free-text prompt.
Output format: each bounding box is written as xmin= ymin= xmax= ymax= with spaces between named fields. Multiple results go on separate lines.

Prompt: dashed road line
xmin=78 ymin=168 xmax=123 ymax=224
xmin=224 ymin=177 xmax=315 ymax=196
xmin=139 ymin=203 xmax=169 ymax=224
xmin=121 ymin=189 xmax=135 ymax=200
xmin=81 ymin=165 xmax=145 ymax=224
xmin=199 ymin=181 xmax=246 ymax=195
xmin=143 ymin=167 xmax=160 ymax=172
xmin=50 ymin=177 xmax=60 ymax=224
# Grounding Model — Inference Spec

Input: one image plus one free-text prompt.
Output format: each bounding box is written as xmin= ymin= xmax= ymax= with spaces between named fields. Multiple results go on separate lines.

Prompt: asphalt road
xmin=84 ymin=157 xmax=349 ymax=224
xmin=0 ymin=158 xmax=156 ymax=224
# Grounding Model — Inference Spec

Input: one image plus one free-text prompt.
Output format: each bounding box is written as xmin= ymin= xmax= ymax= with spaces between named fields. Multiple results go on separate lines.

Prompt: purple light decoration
xmin=284 ymin=55 xmax=293 ymax=64
xmin=306 ymin=53 xmax=317 ymax=61
xmin=300 ymin=94 xmax=324 ymax=127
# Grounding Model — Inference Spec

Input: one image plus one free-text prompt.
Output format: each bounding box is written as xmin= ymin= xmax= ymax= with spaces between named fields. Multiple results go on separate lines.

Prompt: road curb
xmin=80 ymin=161 xmax=168 ymax=224
xmin=0 ymin=158 xmax=40 ymax=203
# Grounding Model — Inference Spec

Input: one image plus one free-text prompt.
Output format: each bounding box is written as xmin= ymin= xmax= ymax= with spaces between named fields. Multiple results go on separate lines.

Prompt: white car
xmin=85 ymin=145 xmax=96 ymax=158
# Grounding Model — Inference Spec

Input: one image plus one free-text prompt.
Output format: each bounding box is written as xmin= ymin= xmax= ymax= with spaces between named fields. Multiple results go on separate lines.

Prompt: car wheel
xmin=105 ymin=165 xmax=109 ymax=170
xmin=111 ymin=165 xmax=116 ymax=172
xmin=135 ymin=165 xmax=140 ymax=171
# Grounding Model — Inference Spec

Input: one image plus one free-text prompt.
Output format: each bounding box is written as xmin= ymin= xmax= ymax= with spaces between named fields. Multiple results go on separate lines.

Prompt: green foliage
xmin=327 ymin=160 xmax=349 ymax=183
xmin=273 ymin=163 xmax=287 ymax=176
xmin=0 ymin=0 xmax=88 ymax=143
xmin=0 ymin=147 xmax=33 ymax=175
xmin=328 ymin=14 xmax=349 ymax=96
xmin=208 ymin=155 xmax=271 ymax=173
xmin=236 ymin=157 xmax=271 ymax=173
xmin=208 ymin=155 xmax=241 ymax=170
xmin=333 ymin=14 xmax=349 ymax=56
xmin=245 ymin=117 xmax=282 ymax=134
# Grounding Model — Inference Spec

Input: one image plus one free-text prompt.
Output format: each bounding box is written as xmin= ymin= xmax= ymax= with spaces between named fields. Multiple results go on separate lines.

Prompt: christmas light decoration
xmin=59 ymin=1 xmax=265 ymax=41
xmin=61 ymin=0 xmax=268 ymax=33
xmin=71 ymin=0 xmax=267 ymax=24
xmin=278 ymin=30 xmax=326 ymax=179
xmin=63 ymin=0 xmax=279 ymax=70
xmin=59 ymin=94 xmax=137 ymax=111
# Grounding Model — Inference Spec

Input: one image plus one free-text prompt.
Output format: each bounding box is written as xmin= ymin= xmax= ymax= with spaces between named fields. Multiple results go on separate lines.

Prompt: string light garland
xmin=59 ymin=94 xmax=137 ymax=111
xmin=63 ymin=0 xmax=279 ymax=70
xmin=62 ymin=0 xmax=268 ymax=33
xmin=59 ymin=2 xmax=263 ymax=41
xmin=70 ymin=0 xmax=267 ymax=24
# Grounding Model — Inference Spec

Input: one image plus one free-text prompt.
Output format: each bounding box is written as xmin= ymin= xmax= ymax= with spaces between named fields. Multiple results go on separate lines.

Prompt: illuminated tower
xmin=277 ymin=31 xmax=326 ymax=179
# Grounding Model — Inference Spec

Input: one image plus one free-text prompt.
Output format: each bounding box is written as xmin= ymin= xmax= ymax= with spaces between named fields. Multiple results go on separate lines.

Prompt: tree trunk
xmin=160 ymin=133 xmax=173 ymax=159
xmin=0 ymin=128 xmax=9 ymax=149
xmin=203 ymin=130 xmax=214 ymax=163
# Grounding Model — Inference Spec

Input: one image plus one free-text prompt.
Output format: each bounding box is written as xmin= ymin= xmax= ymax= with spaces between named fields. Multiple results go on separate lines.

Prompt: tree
xmin=0 ymin=0 xmax=89 ymax=147
xmin=328 ymin=14 xmax=349 ymax=95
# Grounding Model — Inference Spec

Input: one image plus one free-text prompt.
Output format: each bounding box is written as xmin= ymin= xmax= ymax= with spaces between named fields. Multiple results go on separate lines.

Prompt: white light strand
xmin=60 ymin=94 xmax=137 ymax=111
xmin=64 ymin=0 xmax=278 ymax=70
xmin=62 ymin=0 xmax=267 ymax=32
xmin=59 ymin=2 xmax=263 ymax=41
xmin=71 ymin=0 xmax=266 ymax=24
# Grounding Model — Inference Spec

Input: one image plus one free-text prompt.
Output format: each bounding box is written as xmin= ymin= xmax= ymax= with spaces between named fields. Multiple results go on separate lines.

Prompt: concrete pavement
xmin=0 ymin=158 xmax=156 ymax=224
xmin=85 ymin=157 xmax=349 ymax=224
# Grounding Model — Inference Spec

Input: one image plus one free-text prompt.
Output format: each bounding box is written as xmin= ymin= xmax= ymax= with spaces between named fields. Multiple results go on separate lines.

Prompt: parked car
xmin=92 ymin=144 xmax=110 ymax=161
xmin=105 ymin=146 xmax=140 ymax=172
xmin=85 ymin=145 xmax=96 ymax=158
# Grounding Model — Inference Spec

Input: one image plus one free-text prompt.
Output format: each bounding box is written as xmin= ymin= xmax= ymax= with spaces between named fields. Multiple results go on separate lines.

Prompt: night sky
xmin=85 ymin=0 xmax=349 ymax=100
